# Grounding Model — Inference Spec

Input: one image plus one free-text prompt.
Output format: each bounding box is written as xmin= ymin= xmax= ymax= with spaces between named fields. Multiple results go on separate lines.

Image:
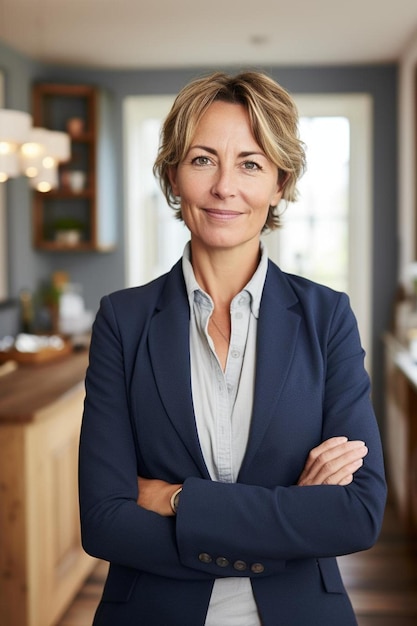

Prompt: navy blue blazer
xmin=79 ymin=258 xmax=386 ymax=626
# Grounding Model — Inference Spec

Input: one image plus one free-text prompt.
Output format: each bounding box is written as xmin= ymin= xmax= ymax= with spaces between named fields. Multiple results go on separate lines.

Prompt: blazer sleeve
xmin=175 ymin=292 xmax=387 ymax=577
xmin=78 ymin=295 xmax=213 ymax=581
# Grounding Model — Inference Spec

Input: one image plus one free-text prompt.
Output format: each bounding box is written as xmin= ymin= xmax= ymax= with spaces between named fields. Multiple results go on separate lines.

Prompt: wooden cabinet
xmin=0 ymin=353 xmax=96 ymax=626
xmin=32 ymin=83 xmax=116 ymax=252
xmin=384 ymin=334 xmax=417 ymax=533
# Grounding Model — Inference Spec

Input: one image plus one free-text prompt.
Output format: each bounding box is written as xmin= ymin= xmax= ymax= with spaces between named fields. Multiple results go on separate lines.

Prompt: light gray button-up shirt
xmin=182 ymin=242 xmax=268 ymax=626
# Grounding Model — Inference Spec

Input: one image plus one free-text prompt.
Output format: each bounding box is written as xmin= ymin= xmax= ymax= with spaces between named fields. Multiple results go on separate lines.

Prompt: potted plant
xmin=52 ymin=217 xmax=86 ymax=246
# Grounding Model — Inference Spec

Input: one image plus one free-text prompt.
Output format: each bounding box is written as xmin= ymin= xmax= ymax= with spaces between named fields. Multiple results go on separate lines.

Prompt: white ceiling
xmin=0 ymin=0 xmax=417 ymax=69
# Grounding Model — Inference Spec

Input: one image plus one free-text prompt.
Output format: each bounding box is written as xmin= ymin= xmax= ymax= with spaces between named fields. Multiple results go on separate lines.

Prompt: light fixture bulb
xmin=0 ymin=172 xmax=8 ymax=183
xmin=21 ymin=141 xmax=44 ymax=158
xmin=29 ymin=162 xmax=58 ymax=192
xmin=25 ymin=166 xmax=39 ymax=178
xmin=0 ymin=142 xmax=15 ymax=155
xmin=42 ymin=156 xmax=56 ymax=169
xmin=37 ymin=181 xmax=52 ymax=193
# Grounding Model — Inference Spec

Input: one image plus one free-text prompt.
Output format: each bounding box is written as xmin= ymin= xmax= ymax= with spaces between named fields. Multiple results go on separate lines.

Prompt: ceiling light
xmin=20 ymin=127 xmax=47 ymax=177
xmin=0 ymin=110 xmax=70 ymax=185
xmin=42 ymin=129 xmax=71 ymax=167
xmin=0 ymin=109 xmax=32 ymax=181
xmin=0 ymin=109 xmax=32 ymax=150
xmin=0 ymin=152 xmax=20 ymax=182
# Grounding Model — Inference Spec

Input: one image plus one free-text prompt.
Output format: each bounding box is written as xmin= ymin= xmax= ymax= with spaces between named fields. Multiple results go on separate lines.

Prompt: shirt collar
xmin=181 ymin=241 xmax=268 ymax=319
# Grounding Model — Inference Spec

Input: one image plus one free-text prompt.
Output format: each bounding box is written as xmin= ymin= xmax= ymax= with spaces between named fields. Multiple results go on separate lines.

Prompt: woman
xmin=79 ymin=71 xmax=386 ymax=626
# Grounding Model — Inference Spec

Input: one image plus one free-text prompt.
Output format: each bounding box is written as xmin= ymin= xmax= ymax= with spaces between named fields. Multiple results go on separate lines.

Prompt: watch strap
xmin=170 ymin=487 xmax=182 ymax=514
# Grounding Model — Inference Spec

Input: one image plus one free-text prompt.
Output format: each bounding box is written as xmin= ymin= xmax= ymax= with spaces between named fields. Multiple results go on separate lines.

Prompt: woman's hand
xmin=137 ymin=476 xmax=182 ymax=516
xmin=297 ymin=437 xmax=368 ymax=486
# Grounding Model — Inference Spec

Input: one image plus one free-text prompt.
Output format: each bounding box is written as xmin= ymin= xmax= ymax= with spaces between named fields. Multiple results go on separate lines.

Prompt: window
xmin=124 ymin=95 xmax=187 ymax=289
xmin=269 ymin=116 xmax=350 ymax=291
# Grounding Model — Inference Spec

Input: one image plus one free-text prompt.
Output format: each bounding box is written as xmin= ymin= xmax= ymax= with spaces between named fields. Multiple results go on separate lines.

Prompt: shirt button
xmin=198 ymin=553 xmax=212 ymax=564
xmin=231 ymin=350 xmax=240 ymax=358
xmin=251 ymin=562 xmax=265 ymax=574
xmin=233 ymin=560 xmax=247 ymax=572
xmin=216 ymin=556 xmax=229 ymax=568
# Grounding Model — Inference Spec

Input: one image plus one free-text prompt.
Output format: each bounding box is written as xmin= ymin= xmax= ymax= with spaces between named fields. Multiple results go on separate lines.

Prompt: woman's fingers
xmin=298 ymin=437 xmax=368 ymax=486
xmin=320 ymin=456 xmax=365 ymax=486
xmin=301 ymin=437 xmax=349 ymax=473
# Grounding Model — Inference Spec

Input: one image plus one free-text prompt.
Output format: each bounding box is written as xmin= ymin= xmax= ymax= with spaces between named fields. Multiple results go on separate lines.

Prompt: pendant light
xmin=0 ymin=109 xmax=32 ymax=182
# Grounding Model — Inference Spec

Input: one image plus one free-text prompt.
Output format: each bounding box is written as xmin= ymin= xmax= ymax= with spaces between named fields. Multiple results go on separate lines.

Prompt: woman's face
xmin=168 ymin=100 xmax=282 ymax=255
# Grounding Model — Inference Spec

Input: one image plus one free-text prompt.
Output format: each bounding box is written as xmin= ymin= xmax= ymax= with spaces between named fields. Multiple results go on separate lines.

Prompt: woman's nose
xmin=211 ymin=166 xmax=237 ymax=199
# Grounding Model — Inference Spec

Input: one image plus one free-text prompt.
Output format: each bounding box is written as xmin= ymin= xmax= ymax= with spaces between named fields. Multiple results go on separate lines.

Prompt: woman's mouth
xmin=203 ymin=208 xmax=243 ymax=220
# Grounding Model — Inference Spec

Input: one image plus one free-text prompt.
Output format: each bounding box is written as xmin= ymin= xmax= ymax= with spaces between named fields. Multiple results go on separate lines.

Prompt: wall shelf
xmin=32 ymin=82 xmax=116 ymax=252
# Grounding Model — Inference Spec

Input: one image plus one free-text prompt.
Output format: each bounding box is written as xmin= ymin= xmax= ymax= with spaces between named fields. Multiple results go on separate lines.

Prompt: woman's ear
xmin=168 ymin=166 xmax=180 ymax=196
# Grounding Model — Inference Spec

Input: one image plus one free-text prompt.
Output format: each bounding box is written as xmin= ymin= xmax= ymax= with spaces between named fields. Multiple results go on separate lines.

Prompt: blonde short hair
xmin=153 ymin=71 xmax=306 ymax=230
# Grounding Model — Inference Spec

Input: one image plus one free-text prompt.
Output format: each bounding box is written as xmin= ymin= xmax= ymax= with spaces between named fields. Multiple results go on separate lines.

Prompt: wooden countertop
xmin=0 ymin=350 xmax=89 ymax=423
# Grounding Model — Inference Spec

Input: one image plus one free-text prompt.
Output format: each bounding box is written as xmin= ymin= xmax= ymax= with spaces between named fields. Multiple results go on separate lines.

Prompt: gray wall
xmin=0 ymin=40 xmax=398 ymax=425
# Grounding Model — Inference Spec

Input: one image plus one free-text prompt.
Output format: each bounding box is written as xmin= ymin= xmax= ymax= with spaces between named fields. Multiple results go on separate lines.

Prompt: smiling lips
xmin=203 ymin=208 xmax=243 ymax=220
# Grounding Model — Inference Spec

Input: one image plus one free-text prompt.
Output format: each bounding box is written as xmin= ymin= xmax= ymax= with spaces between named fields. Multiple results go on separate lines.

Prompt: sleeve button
xmin=216 ymin=556 xmax=229 ymax=568
xmin=233 ymin=560 xmax=247 ymax=571
xmin=198 ymin=553 xmax=212 ymax=564
xmin=251 ymin=562 xmax=265 ymax=574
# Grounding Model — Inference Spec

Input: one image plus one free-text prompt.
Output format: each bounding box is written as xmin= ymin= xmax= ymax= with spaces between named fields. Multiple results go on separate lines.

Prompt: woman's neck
xmin=189 ymin=239 xmax=261 ymax=307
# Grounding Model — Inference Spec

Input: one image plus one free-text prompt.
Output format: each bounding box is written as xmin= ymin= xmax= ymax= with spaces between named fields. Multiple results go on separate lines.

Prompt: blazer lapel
xmin=148 ymin=263 xmax=210 ymax=478
xmin=239 ymin=262 xmax=301 ymax=479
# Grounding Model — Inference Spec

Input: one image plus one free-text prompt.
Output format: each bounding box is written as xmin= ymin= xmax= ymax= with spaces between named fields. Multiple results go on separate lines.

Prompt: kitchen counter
xmin=0 ymin=349 xmax=96 ymax=626
xmin=0 ymin=350 xmax=89 ymax=422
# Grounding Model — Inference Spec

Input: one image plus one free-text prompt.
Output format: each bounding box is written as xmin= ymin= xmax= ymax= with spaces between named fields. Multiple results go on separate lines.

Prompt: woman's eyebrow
xmin=189 ymin=145 xmax=266 ymax=158
xmin=188 ymin=144 xmax=217 ymax=155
